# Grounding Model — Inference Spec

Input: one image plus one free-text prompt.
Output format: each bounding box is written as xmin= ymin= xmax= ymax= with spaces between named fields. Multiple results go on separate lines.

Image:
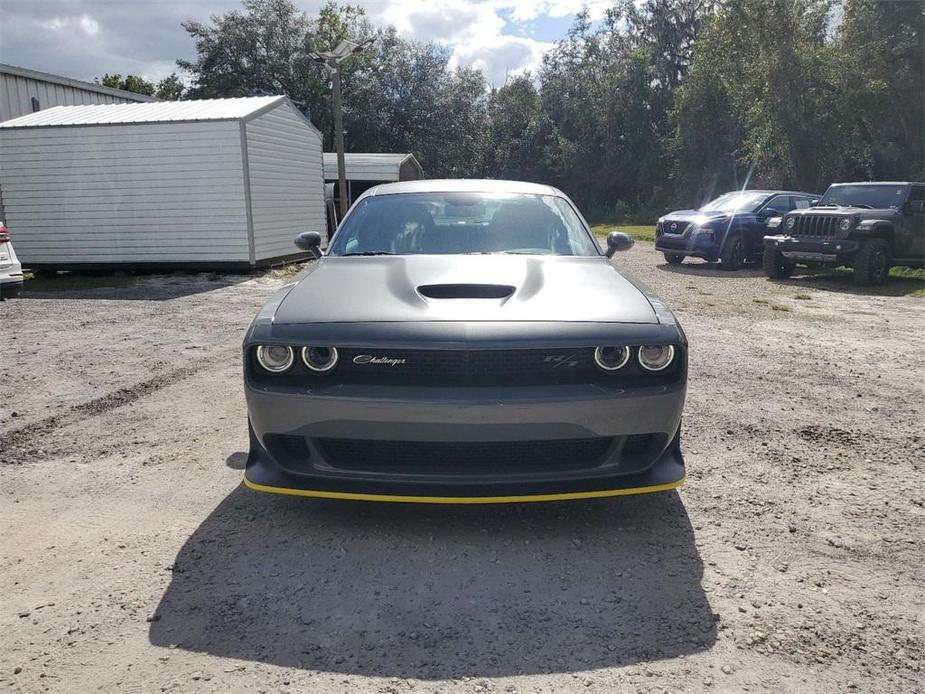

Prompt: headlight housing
xmin=594 ymin=345 xmax=631 ymax=371
xmin=637 ymin=345 xmax=676 ymax=372
xmin=301 ymin=346 xmax=339 ymax=372
xmin=839 ymin=218 xmax=852 ymax=231
xmin=767 ymin=217 xmax=782 ymax=229
xmin=256 ymin=345 xmax=294 ymax=373
xmin=785 ymin=216 xmax=797 ymax=230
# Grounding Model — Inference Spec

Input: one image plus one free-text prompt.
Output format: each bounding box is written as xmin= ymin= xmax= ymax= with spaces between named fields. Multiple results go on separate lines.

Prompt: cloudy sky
xmin=0 ymin=0 xmax=611 ymax=87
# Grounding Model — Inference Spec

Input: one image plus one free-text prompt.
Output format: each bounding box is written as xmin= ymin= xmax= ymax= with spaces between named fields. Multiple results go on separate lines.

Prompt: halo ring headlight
xmin=256 ymin=345 xmax=294 ymax=373
xmin=785 ymin=216 xmax=797 ymax=230
xmin=301 ymin=346 xmax=339 ymax=373
xmin=594 ymin=346 xmax=631 ymax=371
xmin=638 ymin=345 xmax=676 ymax=372
xmin=839 ymin=218 xmax=852 ymax=231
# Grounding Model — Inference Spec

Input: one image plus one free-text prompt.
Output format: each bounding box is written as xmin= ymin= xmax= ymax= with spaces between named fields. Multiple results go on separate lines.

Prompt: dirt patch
xmin=1 ymin=245 xmax=922 ymax=693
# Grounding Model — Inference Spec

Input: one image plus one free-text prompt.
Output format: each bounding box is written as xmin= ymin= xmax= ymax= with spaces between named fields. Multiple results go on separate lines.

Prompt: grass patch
xmin=591 ymin=224 xmax=656 ymax=243
xmin=263 ymin=261 xmax=312 ymax=281
xmin=753 ymin=298 xmax=769 ymax=304
xmin=797 ymin=265 xmax=925 ymax=297
xmin=793 ymin=294 xmax=812 ymax=300
xmin=771 ymin=304 xmax=792 ymax=312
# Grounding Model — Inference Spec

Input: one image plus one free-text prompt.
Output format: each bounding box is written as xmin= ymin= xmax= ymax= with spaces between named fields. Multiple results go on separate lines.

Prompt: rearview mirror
xmin=605 ymin=231 xmax=634 ymax=258
xmin=294 ymin=231 xmax=322 ymax=259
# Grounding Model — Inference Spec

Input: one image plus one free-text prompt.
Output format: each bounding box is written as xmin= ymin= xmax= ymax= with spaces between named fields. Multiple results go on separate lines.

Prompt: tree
xmin=99 ymin=73 xmax=155 ymax=96
xmin=155 ymin=74 xmax=185 ymax=100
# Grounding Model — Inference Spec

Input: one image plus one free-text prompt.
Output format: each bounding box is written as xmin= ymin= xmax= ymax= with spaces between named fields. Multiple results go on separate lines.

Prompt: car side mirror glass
xmin=605 ymin=231 xmax=634 ymax=258
xmin=294 ymin=231 xmax=323 ymax=258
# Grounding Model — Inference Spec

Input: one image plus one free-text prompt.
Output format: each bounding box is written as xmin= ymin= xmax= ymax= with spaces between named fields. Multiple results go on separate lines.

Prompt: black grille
xmin=791 ymin=215 xmax=840 ymax=238
xmin=257 ymin=347 xmax=682 ymax=388
xmin=316 ymin=437 xmax=616 ymax=475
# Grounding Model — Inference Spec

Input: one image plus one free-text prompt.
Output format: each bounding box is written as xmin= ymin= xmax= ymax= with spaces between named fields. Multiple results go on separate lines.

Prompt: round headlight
xmin=638 ymin=345 xmax=676 ymax=372
xmin=785 ymin=216 xmax=797 ymax=230
xmin=839 ymin=218 xmax=852 ymax=231
xmin=301 ymin=346 xmax=338 ymax=372
xmin=594 ymin=346 xmax=631 ymax=371
xmin=256 ymin=345 xmax=294 ymax=373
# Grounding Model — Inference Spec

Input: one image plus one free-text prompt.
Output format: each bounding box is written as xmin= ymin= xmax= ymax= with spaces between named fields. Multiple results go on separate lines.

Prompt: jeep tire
xmin=852 ymin=238 xmax=891 ymax=286
xmin=664 ymin=253 xmax=685 ymax=265
xmin=763 ymin=248 xmax=795 ymax=279
xmin=720 ymin=233 xmax=747 ymax=270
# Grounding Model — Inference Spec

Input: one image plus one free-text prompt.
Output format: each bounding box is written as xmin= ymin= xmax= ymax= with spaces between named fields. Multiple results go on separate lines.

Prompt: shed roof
xmin=0 ymin=95 xmax=288 ymax=128
xmin=323 ymin=152 xmax=423 ymax=181
xmin=0 ymin=63 xmax=159 ymax=103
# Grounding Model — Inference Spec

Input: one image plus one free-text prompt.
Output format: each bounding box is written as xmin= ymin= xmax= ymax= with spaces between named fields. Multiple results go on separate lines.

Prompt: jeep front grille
xmin=791 ymin=215 xmax=839 ymax=238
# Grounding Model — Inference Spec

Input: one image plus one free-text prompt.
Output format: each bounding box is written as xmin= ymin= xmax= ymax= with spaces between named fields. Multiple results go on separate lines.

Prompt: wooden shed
xmin=0 ymin=95 xmax=325 ymax=269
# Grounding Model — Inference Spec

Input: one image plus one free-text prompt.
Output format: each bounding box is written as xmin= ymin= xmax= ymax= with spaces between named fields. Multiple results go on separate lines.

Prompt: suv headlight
xmin=766 ymin=217 xmax=782 ymax=229
xmin=256 ymin=345 xmax=294 ymax=373
xmin=839 ymin=218 xmax=852 ymax=231
xmin=785 ymin=217 xmax=797 ymax=230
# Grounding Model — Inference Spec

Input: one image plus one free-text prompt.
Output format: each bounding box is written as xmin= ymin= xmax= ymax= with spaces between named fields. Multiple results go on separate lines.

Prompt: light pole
xmin=310 ymin=38 xmax=374 ymax=220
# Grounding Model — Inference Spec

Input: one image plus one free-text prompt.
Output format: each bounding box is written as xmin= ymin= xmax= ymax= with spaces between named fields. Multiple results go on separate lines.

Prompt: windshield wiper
xmin=339 ymin=251 xmax=396 ymax=256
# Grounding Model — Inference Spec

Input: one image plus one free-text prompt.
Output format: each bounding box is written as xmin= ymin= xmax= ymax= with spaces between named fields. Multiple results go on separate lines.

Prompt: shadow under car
xmin=149 ymin=484 xmax=715 ymax=679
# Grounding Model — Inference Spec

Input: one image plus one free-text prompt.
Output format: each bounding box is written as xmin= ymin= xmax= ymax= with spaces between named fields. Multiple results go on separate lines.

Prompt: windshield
xmin=700 ymin=192 xmax=769 ymax=213
xmin=818 ymin=185 xmax=907 ymax=209
xmin=328 ymin=192 xmax=600 ymax=256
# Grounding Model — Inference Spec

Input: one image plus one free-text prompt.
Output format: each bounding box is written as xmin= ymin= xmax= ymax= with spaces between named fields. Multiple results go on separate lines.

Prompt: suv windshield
xmin=818 ymin=185 xmax=907 ymax=209
xmin=701 ymin=192 xmax=769 ymax=213
xmin=328 ymin=192 xmax=600 ymax=256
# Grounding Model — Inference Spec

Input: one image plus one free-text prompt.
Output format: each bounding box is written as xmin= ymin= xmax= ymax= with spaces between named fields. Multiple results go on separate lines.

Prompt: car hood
xmin=663 ymin=210 xmax=731 ymax=226
xmin=273 ymin=255 xmax=658 ymax=324
xmin=790 ymin=206 xmax=898 ymax=217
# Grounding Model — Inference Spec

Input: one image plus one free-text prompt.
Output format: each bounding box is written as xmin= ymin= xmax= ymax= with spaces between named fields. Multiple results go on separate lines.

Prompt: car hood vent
xmin=418 ymin=283 xmax=515 ymax=299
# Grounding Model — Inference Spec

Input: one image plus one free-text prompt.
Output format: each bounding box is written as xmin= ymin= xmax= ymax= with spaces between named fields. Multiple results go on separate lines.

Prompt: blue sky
xmin=0 ymin=1 xmax=611 ymax=88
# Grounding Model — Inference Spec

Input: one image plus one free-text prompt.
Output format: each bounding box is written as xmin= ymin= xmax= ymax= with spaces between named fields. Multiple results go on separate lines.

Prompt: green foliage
xmin=100 ymin=73 xmax=156 ymax=96
xmin=175 ymin=0 xmax=924 ymax=218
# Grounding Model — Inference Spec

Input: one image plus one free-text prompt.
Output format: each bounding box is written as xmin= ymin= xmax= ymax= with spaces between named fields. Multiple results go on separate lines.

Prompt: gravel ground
xmin=1 ymin=245 xmax=923 ymax=693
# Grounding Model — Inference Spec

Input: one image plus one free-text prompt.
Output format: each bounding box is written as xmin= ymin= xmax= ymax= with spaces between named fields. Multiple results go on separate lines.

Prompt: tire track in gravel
xmin=0 ymin=350 xmax=233 ymax=463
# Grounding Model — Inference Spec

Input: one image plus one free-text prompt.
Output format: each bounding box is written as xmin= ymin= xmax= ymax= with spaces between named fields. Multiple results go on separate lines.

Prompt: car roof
xmin=719 ymin=189 xmax=819 ymax=196
xmin=362 ymin=179 xmax=566 ymax=197
xmin=827 ymin=181 xmax=922 ymax=186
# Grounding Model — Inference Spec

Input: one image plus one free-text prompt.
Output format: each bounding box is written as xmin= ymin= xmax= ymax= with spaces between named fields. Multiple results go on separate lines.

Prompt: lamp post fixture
xmin=310 ymin=38 xmax=374 ymax=220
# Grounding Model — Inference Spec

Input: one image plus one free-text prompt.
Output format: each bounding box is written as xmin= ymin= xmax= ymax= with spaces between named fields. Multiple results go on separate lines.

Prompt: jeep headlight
xmin=785 ymin=217 xmax=796 ymax=230
xmin=839 ymin=218 xmax=852 ymax=231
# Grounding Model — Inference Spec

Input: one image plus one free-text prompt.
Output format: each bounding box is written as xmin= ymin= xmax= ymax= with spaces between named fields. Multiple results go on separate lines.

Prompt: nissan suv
xmin=763 ymin=182 xmax=925 ymax=285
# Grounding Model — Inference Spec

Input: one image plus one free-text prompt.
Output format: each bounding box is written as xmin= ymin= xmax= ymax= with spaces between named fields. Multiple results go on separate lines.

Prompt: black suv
xmin=764 ymin=182 xmax=925 ymax=285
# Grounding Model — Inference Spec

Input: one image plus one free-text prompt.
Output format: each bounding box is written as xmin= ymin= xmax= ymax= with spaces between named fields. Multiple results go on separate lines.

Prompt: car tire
xmin=852 ymin=238 xmax=891 ymax=286
xmin=720 ymin=233 xmax=746 ymax=270
xmin=664 ymin=253 xmax=685 ymax=265
xmin=763 ymin=248 xmax=795 ymax=279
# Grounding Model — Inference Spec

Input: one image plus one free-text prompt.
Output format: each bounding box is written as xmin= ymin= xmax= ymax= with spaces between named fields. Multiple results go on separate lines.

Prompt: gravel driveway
xmin=1 ymin=245 xmax=922 ymax=693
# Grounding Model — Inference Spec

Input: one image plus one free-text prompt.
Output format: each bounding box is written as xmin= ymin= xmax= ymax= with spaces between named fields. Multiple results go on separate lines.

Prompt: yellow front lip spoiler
xmin=243 ymin=475 xmax=685 ymax=504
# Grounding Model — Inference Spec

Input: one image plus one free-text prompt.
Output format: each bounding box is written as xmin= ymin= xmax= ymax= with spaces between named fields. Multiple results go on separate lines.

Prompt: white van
xmin=0 ymin=221 xmax=24 ymax=299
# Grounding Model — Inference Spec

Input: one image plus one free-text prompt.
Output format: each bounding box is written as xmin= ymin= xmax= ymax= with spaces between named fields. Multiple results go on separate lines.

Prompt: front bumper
xmin=655 ymin=233 xmax=718 ymax=260
xmin=244 ymin=382 xmax=686 ymax=503
xmin=764 ymin=235 xmax=860 ymax=264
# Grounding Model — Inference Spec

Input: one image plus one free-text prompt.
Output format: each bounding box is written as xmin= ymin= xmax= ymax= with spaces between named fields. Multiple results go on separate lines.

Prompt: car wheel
xmin=720 ymin=233 xmax=746 ymax=270
xmin=664 ymin=253 xmax=685 ymax=265
xmin=762 ymin=248 xmax=795 ymax=279
xmin=852 ymin=238 xmax=891 ymax=286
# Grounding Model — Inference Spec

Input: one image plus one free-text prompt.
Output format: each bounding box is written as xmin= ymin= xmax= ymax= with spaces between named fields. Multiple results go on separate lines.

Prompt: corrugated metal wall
xmin=246 ymin=101 xmax=325 ymax=262
xmin=0 ymin=121 xmax=251 ymax=265
xmin=0 ymin=72 xmax=142 ymax=122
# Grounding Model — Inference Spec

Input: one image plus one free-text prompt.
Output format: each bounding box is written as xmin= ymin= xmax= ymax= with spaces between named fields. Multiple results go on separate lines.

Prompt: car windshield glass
xmin=818 ymin=185 xmax=907 ymax=209
xmin=700 ymin=192 xmax=768 ymax=213
xmin=328 ymin=192 xmax=600 ymax=256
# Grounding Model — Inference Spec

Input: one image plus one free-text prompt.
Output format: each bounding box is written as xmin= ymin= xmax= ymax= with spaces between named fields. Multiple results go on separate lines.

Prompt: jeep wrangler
xmin=763 ymin=182 xmax=924 ymax=285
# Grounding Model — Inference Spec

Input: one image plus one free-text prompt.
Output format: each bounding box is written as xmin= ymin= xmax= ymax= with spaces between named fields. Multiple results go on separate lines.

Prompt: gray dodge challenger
xmin=243 ymin=180 xmax=687 ymax=503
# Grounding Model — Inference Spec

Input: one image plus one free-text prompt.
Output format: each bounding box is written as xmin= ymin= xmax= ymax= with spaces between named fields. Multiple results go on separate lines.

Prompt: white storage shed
xmin=0 ymin=95 xmax=325 ymax=269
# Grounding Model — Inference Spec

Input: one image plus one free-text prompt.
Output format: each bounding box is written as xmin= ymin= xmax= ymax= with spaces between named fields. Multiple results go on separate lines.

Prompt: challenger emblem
xmin=544 ymin=354 xmax=581 ymax=368
xmin=353 ymin=354 xmax=406 ymax=366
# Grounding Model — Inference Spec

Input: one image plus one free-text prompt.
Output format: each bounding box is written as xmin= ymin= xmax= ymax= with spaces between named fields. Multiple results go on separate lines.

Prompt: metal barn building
xmin=0 ymin=95 xmax=325 ymax=269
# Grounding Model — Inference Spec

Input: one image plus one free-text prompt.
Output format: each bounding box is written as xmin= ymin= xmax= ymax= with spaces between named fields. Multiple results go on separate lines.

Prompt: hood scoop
xmin=417 ymin=283 xmax=515 ymax=300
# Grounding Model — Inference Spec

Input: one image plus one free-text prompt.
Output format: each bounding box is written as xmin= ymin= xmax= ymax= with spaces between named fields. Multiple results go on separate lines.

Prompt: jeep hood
xmin=273 ymin=255 xmax=658 ymax=324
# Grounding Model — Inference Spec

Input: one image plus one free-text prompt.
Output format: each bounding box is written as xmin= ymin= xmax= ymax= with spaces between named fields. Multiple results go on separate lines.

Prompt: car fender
xmin=854 ymin=219 xmax=894 ymax=240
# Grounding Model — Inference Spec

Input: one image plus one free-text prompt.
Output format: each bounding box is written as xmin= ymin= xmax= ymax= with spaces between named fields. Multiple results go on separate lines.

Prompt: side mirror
xmin=810 ymin=198 xmax=820 ymax=206
xmin=761 ymin=207 xmax=780 ymax=218
xmin=908 ymin=200 xmax=924 ymax=214
xmin=294 ymin=231 xmax=322 ymax=259
xmin=605 ymin=231 xmax=634 ymax=258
